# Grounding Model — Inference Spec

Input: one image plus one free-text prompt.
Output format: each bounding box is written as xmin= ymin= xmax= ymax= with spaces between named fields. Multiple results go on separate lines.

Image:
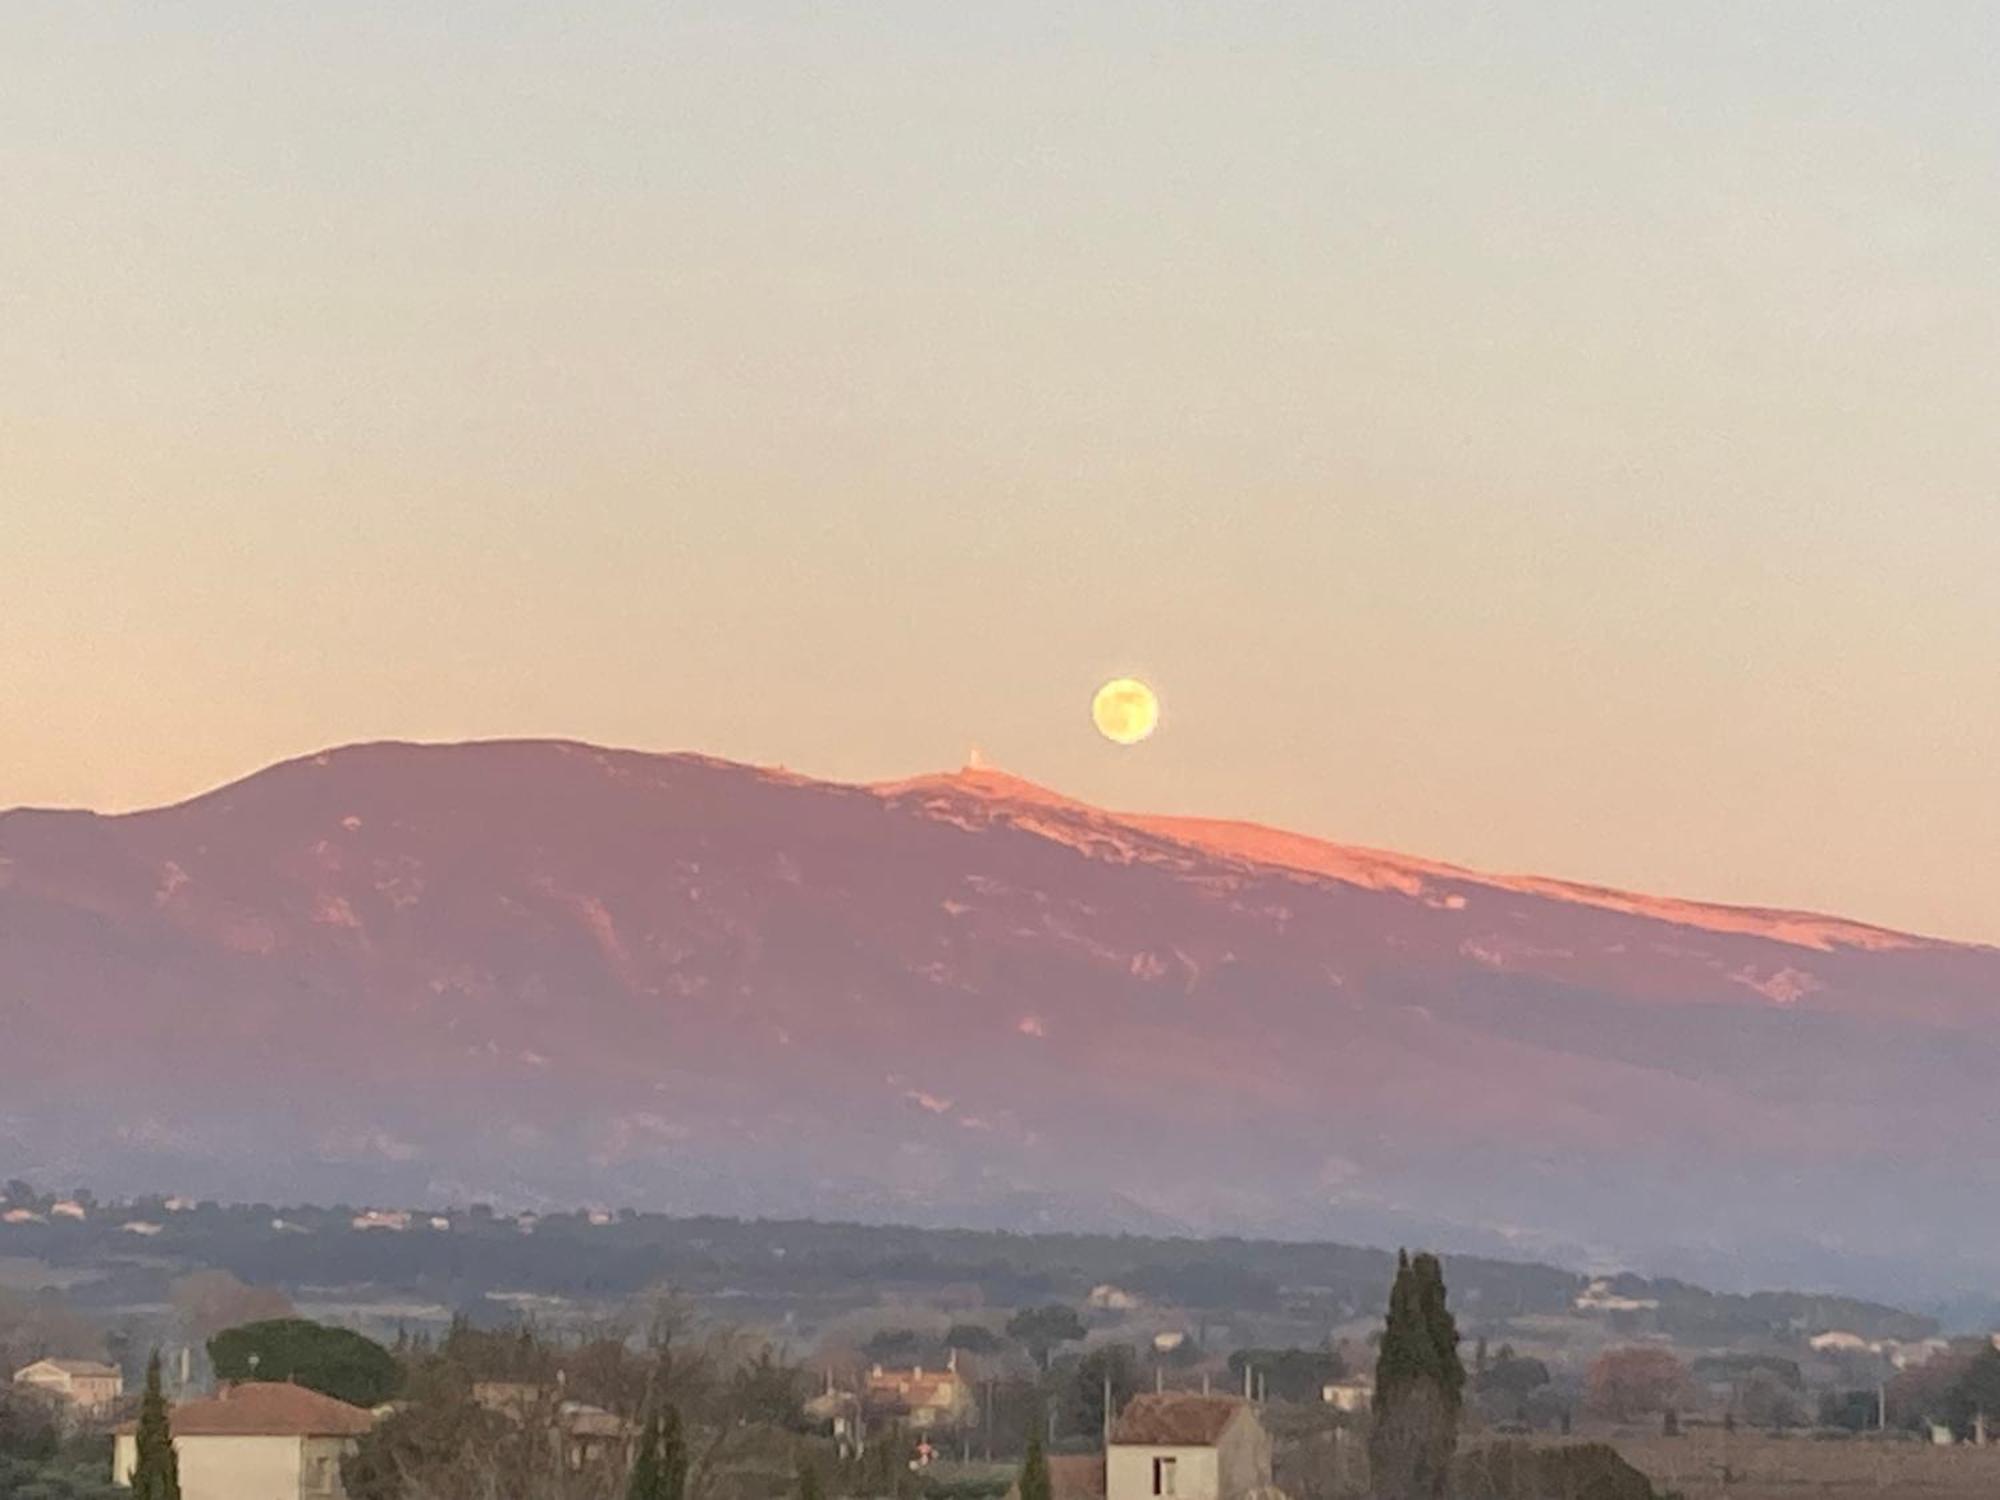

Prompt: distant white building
xmin=1107 ymin=1395 xmax=1274 ymax=1500
xmin=1574 ymin=1279 xmax=1659 ymax=1314
xmin=1089 ymin=1284 xmax=1142 ymax=1312
xmin=50 ymin=1201 xmax=88 ymax=1220
xmin=351 ymin=1210 xmax=412 ymax=1232
xmin=1320 ymin=1375 xmax=1373 ymax=1414
xmin=1809 ymin=1331 xmax=1874 ymax=1355
xmin=14 ymin=1359 xmax=125 ymax=1415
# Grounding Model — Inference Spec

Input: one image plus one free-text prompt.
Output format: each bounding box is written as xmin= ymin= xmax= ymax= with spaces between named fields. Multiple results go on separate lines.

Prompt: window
xmin=1152 ymin=1457 xmax=1177 ymax=1497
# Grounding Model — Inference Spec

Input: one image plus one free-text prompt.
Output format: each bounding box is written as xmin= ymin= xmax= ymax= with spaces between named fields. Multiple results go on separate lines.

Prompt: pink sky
xmin=4 ymin=3 xmax=1996 ymax=943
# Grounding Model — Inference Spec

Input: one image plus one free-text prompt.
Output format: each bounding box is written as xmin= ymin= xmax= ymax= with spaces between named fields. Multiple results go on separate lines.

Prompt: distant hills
xmin=2 ymin=740 xmax=1995 ymax=1300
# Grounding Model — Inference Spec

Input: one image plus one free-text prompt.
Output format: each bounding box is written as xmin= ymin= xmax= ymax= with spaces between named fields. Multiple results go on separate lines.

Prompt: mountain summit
xmin=2 ymin=739 xmax=1994 ymax=1297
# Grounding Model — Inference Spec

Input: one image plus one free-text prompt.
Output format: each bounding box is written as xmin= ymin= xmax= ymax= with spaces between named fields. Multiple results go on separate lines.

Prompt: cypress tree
xmin=131 ymin=1351 xmax=181 ymax=1500
xmin=660 ymin=1402 xmax=688 ymax=1500
xmin=627 ymin=1412 xmax=662 ymax=1500
xmin=1369 ymin=1251 xmax=1463 ymax=1500
xmin=1413 ymin=1252 xmax=1464 ymax=1411
xmin=1017 ymin=1424 xmax=1051 ymax=1500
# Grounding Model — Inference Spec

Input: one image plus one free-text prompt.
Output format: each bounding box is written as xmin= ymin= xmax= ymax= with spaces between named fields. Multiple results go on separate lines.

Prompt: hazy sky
xmin=5 ymin=3 xmax=1997 ymax=942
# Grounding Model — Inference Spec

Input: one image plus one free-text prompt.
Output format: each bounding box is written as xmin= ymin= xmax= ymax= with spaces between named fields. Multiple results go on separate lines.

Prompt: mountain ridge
xmin=2 ymin=737 xmax=1996 ymax=1300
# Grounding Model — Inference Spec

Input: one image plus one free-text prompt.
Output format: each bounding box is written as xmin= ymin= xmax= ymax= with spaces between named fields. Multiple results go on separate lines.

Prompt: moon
xmin=1092 ymin=677 xmax=1160 ymax=746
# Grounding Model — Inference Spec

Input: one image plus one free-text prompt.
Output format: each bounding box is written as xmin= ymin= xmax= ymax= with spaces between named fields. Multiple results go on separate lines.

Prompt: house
xmin=112 ymin=1383 xmax=374 ymax=1500
xmin=803 ymin=1380 xmax=862 ymax=1455
xmin=471 ymin=1382 xmax=638 ymax=1471
xmin=1319 ymin=1375 xmax=1373 ymax=1414
xmin=1107 ymin=1394 xmax=1274 ymax=1500
xmin=350 ymin=1210 xmax=411 ymax=1232
xmin=863 ymin=1356 xmax=976 ymax=1431
xmin=14 ymin=1358 xmax=125 ymax=1415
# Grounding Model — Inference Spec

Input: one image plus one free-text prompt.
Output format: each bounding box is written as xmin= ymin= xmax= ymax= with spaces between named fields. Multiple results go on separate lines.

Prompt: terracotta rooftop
xmin=117 ymin=1383 xmax=375 ymax=1438
xmin=1110 ymin=1394 xmax=1249 ymax=1447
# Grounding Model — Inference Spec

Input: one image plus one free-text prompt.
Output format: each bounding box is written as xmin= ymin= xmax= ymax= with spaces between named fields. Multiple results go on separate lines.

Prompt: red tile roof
xmin=1110 ymin=1394 xmax=1248 ymax=1447
xmin=117 ymin=1383 xmax=375 ymax=1438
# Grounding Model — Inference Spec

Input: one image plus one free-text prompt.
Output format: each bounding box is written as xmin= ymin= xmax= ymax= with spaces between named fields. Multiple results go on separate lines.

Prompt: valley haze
xmin=2 ymin=739 xmax=1995 ymax=1305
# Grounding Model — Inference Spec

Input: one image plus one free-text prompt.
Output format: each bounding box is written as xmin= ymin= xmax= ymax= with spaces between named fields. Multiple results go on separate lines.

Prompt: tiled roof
xmin=1110 ymin=1394 xmax=1247 ymax=1447
xmin=117 ymin=1383 xmax=375 ymax=1438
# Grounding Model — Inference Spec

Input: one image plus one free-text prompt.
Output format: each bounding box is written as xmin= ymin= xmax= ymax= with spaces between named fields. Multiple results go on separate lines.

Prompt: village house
xmin=1107 ymin=1394 xmax=1275 ymax=1500
xmin=1319 ymin=1374 xmax=1373 ymax=1414
xmin=13 ymin=1358 xmax=125 ymax=1415
xmin=471 ymin=1381 xmax=639 ymax=1471
xmin=863 ymin=1354 xmax=976 ymax=1431
xmin=112 ymin=1383 xmax=374 ymax=1500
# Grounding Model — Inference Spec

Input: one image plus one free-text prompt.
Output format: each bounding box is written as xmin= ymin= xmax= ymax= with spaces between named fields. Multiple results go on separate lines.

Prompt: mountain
xmin=2 ymin=740 xmax=1995 ymax=1299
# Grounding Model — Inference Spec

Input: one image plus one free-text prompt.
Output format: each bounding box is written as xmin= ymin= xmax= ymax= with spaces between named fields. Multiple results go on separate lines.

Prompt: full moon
xmin=1091 ymin=677 xmax=1160 ymax=745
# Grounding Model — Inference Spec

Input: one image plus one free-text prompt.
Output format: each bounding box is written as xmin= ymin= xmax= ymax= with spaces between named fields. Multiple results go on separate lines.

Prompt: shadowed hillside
xmin=2 ymin=740 xmax=1995 ymax=1298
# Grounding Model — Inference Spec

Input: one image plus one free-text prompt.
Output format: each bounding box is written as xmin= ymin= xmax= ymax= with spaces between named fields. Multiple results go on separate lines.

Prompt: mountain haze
xmin=2 ymin=740 xmax=1994 ymax=1299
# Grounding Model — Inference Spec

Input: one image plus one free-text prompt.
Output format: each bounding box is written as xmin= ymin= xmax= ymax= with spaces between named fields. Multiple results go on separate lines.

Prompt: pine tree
xmin=131 ymin=1351 xmax=181 ymax=1500
xmin=1017 ymin=1424 xmax=1051 ymax=1500
xmin=1369 ymin=1251 xmax=1463 ymax=1500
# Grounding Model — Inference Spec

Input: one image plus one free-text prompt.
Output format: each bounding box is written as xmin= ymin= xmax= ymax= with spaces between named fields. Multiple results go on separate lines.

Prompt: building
xmin=14 ymin=1358 xmax=125 ymax=1415
xmin=1573 ymin=1279 xmax=1659 ymax=1314
xmin=113 ymin=1382 xmax=374 ymax=1500
xmin=1319 ymin=1375 xmax=1373 ymax=1414
xmin=1107 ymin=1394 xmax=1274 ymax=1500
xmin=471 ymin=1382 xmax=639 ymax=1471
xmin=863 ymin=1356 xmax=976 ymax=1430
xmin=803 ymin=1379 xmax=862 ymax=1455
